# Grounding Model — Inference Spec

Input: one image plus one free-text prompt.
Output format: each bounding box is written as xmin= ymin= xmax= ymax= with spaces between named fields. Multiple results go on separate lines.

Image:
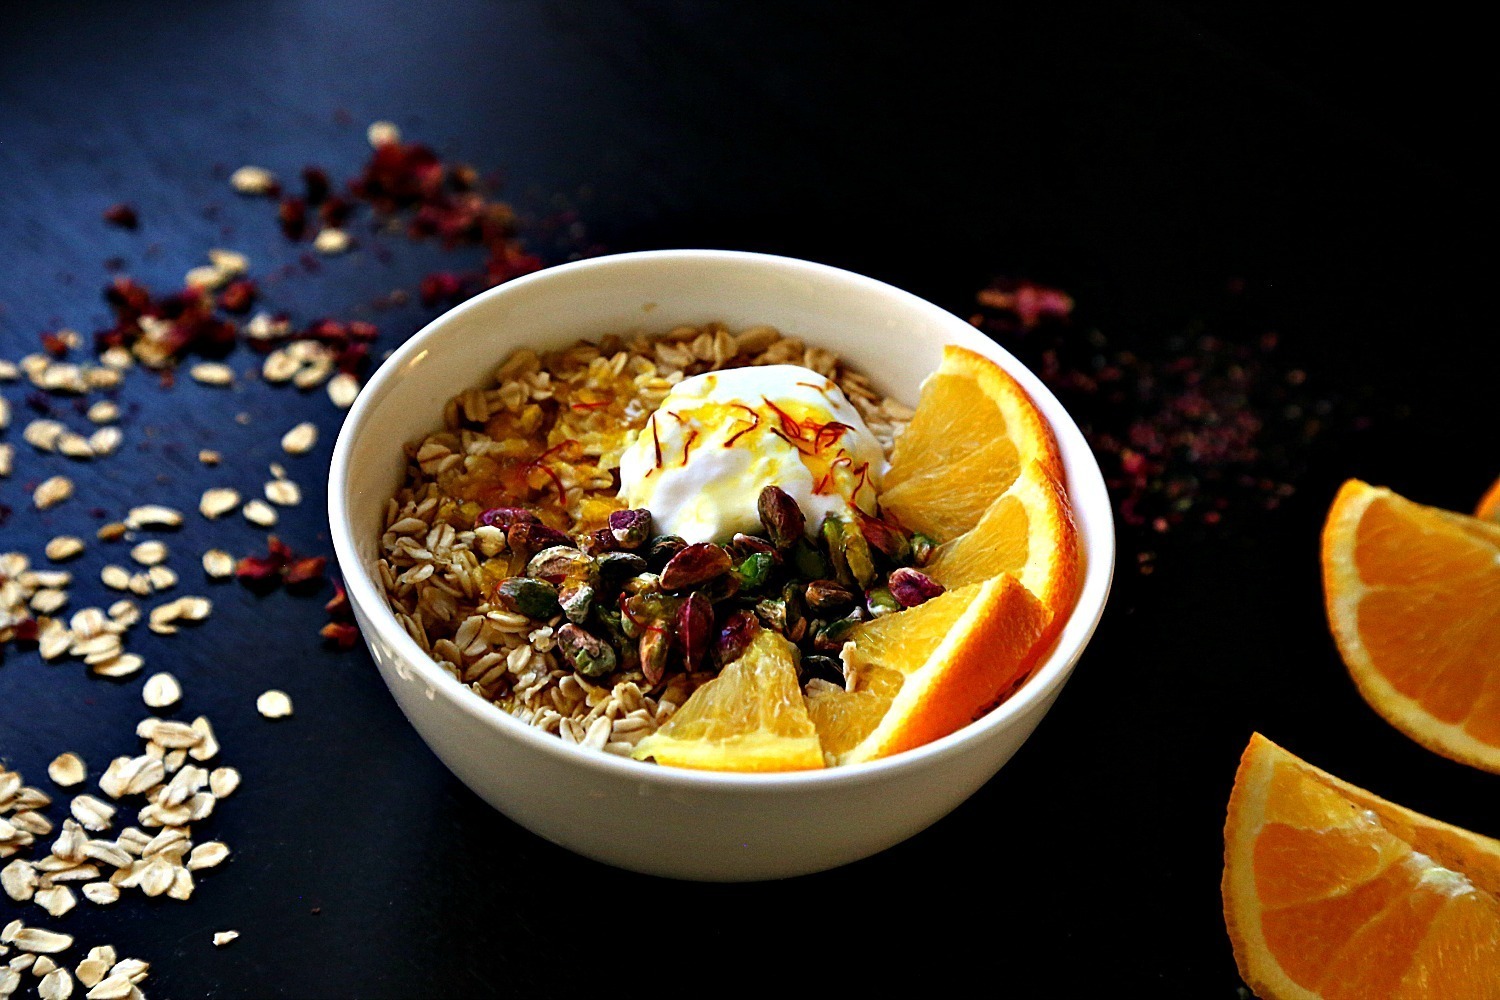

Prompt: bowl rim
xmin=328 ymin=248 xmax=1115 ymax=791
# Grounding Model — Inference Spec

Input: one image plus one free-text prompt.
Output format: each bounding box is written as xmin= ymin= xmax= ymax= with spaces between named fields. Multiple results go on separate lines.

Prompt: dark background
xmin=1 ymin=3 xmax=1495 ymax=996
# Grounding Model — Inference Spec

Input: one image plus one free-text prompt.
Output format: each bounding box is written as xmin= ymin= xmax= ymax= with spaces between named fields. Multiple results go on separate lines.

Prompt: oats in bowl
xmin=377 ymin=323 xmax=916 ymax=757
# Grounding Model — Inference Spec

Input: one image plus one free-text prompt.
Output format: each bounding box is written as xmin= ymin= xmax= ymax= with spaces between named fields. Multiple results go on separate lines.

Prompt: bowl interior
xmin=330 ymin=250 xmax=1114 ymax=783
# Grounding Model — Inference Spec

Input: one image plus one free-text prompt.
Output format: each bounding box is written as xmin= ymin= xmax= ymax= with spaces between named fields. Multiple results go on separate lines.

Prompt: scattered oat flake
xmin=34 ymin=884 xmax=76 ymax=918
xmin=201 ymin=549 xmax=234 ymax=579
xmin=256 ymin=690 xmax=293 ymax=719
xmin=208 ymin=767 xmax=239 ymax=798
xmin=38 ymin=968 xmax=73 ymax=1000
xmin=44 ymin=537 xmax=85 ymax=562
xmin=313 ymin=227 xmax=351 ymax=254
xmin=88 ymin=427 xmax=122 ymax=456
xmin=211 ymin=930 xmax=239 ymax=948
xmin=124 ymin=505 xmax=183 ymax=529
xmin=86 ymin=401 xmax=118 ymax=424
xmin=9 ymin=926 xmax=72 ymax=953
xmin=229 ymin=165 xmax=277 ymax=195
xmin=327 ymin=372 xmax=359 ymax=408
xmin=85 ymin=973 xmax=134 ymax=999
xmin=367 ymin=120 xmax=401 ymax=146
xmin=70 ymin=795 xmax=114 ymax=832
xmin=189 ymin=362 xmax=234 ymax=386
xmin=33 ymin=477 xmax=73 ymax=510
xmin=264 ymin=479 xmax=301 ymax=506
xmin=198 ymin=449 xmax=221 ymax=465
xmin=81 ymin=882 xmax=118 ymax=906
xmin=188 ymin=842 xmax=229 ymax=870
xmin=281 ymin=421 xmax=317 ymax=454
xmin=47 ymin=754 xmax=85 ymax=787
xmin=129 ymin=541 xmax=167 ymax=566
xmin=242 ymin=499 xmax=277 ymax=527
xmin=142 ymin=673 xmax=181 ymax=709
xmin=198 ymin=488 xmax=240 ymax=519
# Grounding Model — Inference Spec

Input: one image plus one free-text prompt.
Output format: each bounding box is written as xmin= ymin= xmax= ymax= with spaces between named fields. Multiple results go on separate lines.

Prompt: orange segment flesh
xmin=880 ymin=345 xmax=1062 ymax=543
xmin=923 ymin=457 xmax=1080 ymax=624
xmin=1478 ymin=476 xmax=1500 ymax=524
xmin=631 ymin=630 xmax=824 ymax=772
xmin=1321 ymin=480 xmax=1500 ymax=772
xmin=805 ymin=574 xmax=1051 ymax=765
xmin=1223 ymin=733 xmax=1500 ymax=999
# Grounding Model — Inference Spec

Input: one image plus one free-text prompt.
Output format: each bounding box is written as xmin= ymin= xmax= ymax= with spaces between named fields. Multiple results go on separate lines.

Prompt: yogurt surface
xmin=616 ymin=365 xmax=886 ymax=544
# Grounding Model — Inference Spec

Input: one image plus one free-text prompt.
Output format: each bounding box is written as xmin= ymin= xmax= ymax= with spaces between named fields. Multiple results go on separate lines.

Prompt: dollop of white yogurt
xmin=616 ymin=365 xmax=886 ymax=545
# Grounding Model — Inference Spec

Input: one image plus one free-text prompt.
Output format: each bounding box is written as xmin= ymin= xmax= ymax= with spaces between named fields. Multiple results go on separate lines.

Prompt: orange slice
xmin=805 ymin=574 xmax=1051 ymax=765
xmin=631 ymin=629 xmax=824 ymax=772
xmin=880 ymin=345 xmax=1062 ymax=543
xmin=923 ymin=458 xmax=1080 ymax=621
xmin=1223 ymin=733 xmax=1500 ymax=998
xmin=1477 ymin=476 xmax=1500 ymax=524
xmin=1321 ymin=480 xmax=1500 ymax=772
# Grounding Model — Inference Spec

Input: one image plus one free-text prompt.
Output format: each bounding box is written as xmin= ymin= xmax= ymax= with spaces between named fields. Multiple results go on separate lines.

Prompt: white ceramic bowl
xmin=329 ymin=249 xmax=1114 ymax=881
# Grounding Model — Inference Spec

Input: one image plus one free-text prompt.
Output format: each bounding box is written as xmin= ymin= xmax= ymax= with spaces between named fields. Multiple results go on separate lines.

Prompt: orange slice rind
xmin=1224 ymin=733 xmax=1500 ymax=999
xmin=806 ymin=574 xmax=1051 ymax=765
xmin=1321 ymin=480 xmax=1500 ymax=773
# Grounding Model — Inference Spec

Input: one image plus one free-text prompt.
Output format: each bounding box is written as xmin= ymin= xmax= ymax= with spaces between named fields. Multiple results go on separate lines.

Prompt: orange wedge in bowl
xmin=1223 ymin=733 xmax=1500 ymax=998
xmin=1478 ymin=475 xmax=1500 ymax=524
xmin=805 ymin=574 xmax=1051 ymax=765
xmin=923 ymin=458 xmax=1080 ymax=623
xmin=1321 ymin=480 xmax=1500 ymax=773
xmin=632 ymin=630 xmax=824 ymax=772
xmin=880 ymin=345 xmax=1063 ymax=543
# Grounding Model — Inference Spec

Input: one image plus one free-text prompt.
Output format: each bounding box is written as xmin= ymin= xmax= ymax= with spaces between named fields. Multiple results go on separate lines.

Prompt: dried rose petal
xmin=283 ymin=556 xmax=328 ymax=586
xmin=302 ymin=166 xmax=331 ymax=205
xmin=235 ymin=555 xmax=283 ymax=585
xmin=419 ymin=271 xmax=464 ymax=307
xmin=103 ymin=203 xmax=140 ymax=230
xmin=40 ymin=332 xmax=70 ymax=358
xmin=325 ymin=580 xmax=351 ymax=620
xmin=320 ymin=196 xmax=352 ymax=228
xmin=218 ymin=279 xmax=256 ymax=314
xmin=278 ymin=196 xmax=309 ymax=240
xmin=320 ymin=621 xmax=360 ymax=650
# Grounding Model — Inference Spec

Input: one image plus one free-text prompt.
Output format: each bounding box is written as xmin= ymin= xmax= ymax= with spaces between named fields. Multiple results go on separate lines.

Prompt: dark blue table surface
xmin=2 ymin=3 xmax=1495 ymax=996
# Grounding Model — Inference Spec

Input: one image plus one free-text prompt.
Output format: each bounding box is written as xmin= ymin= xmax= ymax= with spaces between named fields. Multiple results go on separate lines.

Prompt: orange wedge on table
xmin=1478 ymin=475 xmax=1500 ymax=524
xmin=880 ymin=345 xmax=1063 ymax=543
xmin=632 ymin=630 xmax=824 ymax=772
xmin=805 ymin=574 xmax=1052 ymax=764
xmin=1321 ymin=480 xmax=1500 ymax=773
xmin=1223 ymin=734 xmax=1500 ymax=998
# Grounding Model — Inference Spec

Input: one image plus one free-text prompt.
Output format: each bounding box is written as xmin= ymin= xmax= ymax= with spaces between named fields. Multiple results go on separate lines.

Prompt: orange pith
xmin=880 ymin=345 xmax=1063 ymax=543
xmin=1223 ymin=734 xmax=1500 ymax=998
xmin=804 ymin=574 xmax=1052 ymax=765
xmin=1321 ymin=480 xmax=1500 ymax=772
